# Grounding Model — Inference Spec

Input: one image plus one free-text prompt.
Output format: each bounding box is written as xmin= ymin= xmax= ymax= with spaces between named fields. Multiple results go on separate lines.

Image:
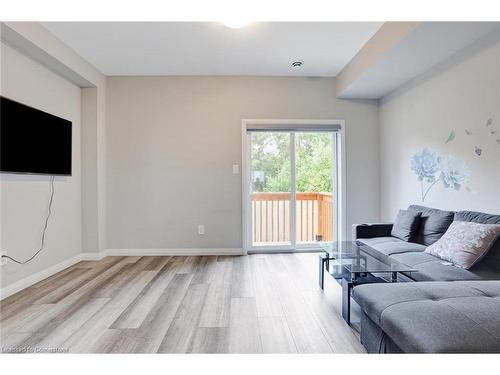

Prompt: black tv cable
xmin=1 ymin=175 xmax=55 ymax=264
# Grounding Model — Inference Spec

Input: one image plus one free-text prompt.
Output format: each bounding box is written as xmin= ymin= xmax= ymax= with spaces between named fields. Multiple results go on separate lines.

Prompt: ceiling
xmin=41 ymin=22 xmax=382 ymax=76
xmin=339 ymin=22 xmax=500 ymax=99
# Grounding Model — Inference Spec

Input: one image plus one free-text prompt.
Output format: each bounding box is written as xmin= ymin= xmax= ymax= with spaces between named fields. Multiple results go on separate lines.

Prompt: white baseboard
xmin=105 ymin=248 xmax=244 ymax=256
xmin=0 ymin=253 xmax=83 ymax=300
xmin=81 ymin=251 xmax=108 ymax=261
xmin=0 ymin=248 xmax=243 ymax=300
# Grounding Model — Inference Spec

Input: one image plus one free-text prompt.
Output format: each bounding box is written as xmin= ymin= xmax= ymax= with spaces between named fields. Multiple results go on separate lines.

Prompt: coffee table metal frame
xmin=318 ymin=242 xmax=416 ymax=325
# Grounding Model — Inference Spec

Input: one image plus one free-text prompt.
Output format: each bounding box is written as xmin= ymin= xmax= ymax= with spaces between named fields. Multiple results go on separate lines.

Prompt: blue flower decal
xmin=411 ymin=148 xmax=471 ymax=201
xmin=440 ymin=156 xmax=470 ymax=190
xmin=410 ymin=148 xmax=441 ymax=183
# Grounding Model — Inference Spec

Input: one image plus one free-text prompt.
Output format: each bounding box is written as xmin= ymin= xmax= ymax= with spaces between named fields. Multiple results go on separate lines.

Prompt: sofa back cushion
xmin=391 ymin=209 xmax=422 ymax=242
xmin=455 ymin=210 xmax=500 ymax=225
xmin=408 ymin=205 xmax=455 ymax=246
xmin=455 ymin=210 xmax=500 ymax=271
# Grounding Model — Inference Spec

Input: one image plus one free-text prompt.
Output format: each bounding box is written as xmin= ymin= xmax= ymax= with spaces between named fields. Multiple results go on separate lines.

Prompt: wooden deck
xmin=252 ymin=192 xmax=334 ymax=244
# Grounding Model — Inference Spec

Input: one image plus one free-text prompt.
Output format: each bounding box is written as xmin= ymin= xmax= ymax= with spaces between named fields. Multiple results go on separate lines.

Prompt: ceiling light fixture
xmin=221 ymin=20 xmax=250 ymax=29
xmin=292 ymin=61 xmax=303 ymax=68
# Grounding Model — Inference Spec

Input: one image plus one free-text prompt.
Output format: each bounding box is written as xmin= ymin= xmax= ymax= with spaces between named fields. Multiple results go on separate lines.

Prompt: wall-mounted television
xmin=1 ymin=96 xmax=72 ymax=176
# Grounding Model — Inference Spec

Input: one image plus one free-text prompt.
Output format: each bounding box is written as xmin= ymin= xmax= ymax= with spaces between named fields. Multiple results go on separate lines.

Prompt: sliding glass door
xmin=244 ymin=122 xmax=341 ymax=252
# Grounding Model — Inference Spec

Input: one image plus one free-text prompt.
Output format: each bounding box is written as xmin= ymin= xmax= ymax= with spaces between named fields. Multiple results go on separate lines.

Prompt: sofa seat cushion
xmin=358 ymin=237 xmax=426 ymax=257
xmin=353 ymin=281 xmax=487 ymax=325
xmin=390 ymin=252 xmax=483 ymax=281
xmin=353 ymin=281 xmax=500 ymax=353
xmin=359 ymin=237 xmax=497 ymax=281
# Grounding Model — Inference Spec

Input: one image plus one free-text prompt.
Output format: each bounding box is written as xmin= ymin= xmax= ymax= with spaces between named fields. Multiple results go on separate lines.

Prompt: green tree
xmin=251 ymin=132 xmax=290 ymax=192
xmin=251 ymin=133 xmax=332 ymax=193
xmin=295 ymin=133 xmax=332 ymax=193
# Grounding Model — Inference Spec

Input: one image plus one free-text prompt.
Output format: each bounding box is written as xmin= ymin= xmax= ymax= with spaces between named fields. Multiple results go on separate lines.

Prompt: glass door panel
xmin=250 ymin=132 xmax=291 ymax=248
xmin=295 ymin=132 xmax=334 ymax=246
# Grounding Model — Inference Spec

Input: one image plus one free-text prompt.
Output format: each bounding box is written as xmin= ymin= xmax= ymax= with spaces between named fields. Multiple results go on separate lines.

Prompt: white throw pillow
xmin=425 ymin=221 xmax=500 ymax=269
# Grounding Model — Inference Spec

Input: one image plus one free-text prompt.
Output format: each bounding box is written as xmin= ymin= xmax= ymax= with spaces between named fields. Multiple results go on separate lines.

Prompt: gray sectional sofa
xmin=351 ymin=205 xmax=500 ymax=353
xmin=354 ymin=281 xmax=500 ymax=353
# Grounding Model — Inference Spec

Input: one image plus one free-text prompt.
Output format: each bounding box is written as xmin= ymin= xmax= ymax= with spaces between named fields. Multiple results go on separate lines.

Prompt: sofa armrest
xmin=352 ymin=223 xmax=394 ymax=240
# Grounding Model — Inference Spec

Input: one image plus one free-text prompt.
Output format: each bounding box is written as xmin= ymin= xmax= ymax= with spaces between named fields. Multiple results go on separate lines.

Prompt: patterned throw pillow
xmin=425 ymin=221 xmax=500 ymax=269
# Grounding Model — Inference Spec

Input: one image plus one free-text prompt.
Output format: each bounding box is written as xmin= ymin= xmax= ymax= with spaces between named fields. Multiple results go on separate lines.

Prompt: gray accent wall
xmin=106 ymin=76 xmax=380 ymax=249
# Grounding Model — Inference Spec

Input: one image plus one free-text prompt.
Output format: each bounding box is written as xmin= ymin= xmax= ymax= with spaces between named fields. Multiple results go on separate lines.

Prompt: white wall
xmin=1 ymin=43 xmax=82 ymax=287
xmin=2 ymin=22 xmax=109 ymax=257
xmin=81 ymin=88 xmax=99 ymax=252
xmin=106 ymin=76 xmax=380 ymax=250
xmin=379 ymin=32 xmax=500 ymax=220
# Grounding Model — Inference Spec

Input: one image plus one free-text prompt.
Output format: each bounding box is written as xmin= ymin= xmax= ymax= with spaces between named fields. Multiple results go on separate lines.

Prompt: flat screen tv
xmin=1 ymin=96 xmax=72 ymax=175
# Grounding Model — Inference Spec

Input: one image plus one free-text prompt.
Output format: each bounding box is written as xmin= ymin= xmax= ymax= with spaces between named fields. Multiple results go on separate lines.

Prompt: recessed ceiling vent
xmin=292 ymin=61 xmax=303 ymax=68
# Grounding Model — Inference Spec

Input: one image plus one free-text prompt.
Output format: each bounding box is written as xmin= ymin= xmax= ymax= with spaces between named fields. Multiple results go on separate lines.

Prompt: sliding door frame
xmin=241 ymin=119 xmax=346 ymax=254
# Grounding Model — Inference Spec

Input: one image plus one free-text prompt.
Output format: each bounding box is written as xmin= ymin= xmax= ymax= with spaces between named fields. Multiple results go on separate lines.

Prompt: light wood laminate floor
xmin=0 ymin=254 xmax=365 ymax=353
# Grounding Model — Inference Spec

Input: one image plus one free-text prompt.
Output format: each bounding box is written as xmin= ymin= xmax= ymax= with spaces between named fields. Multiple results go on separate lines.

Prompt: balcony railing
xmin=251 ymin=192 xmax=333 ymax=244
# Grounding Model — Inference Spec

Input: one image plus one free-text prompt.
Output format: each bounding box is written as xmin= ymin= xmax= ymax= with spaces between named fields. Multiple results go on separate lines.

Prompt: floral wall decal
xmin=440 ymin=155 xmax=470 ymax=190
xmin=411 ymin=148 xmax=470 ymax=202
xmin=411 ymin=148 xmax=441 ymax=202
xmin=410 ymin=117 xmax=497 ymax=202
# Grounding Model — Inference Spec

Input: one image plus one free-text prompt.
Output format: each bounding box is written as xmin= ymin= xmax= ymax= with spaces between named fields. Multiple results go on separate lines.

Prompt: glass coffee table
xmin=318 ymin=241 xmax=417 ymax=325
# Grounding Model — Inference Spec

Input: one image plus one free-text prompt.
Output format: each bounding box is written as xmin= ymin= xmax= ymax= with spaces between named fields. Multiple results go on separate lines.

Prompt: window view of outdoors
xmin=250 ymin=132 xmax=334 ymax=246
